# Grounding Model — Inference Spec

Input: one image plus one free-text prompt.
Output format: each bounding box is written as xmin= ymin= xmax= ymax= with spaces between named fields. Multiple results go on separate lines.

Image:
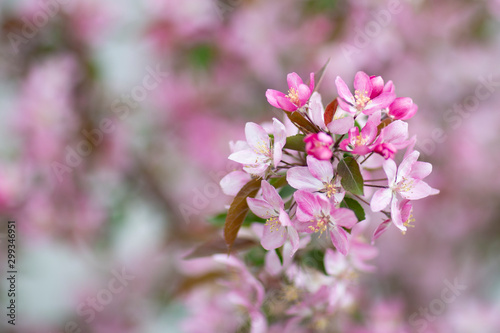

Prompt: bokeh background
xmin=1 ymin=0 xmax=500 ymax=332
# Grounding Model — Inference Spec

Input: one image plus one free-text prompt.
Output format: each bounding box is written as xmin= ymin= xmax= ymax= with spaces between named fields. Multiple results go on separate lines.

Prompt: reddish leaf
xmin=224 ymin=178 xmax=262 ymax=253
xmin=184 ymin=236 xmax=257 ymax=259
xmin=286 ymin=111 xmax=318 ymax=134
xmin=324 ymin=98 xmax=338 ymax=126
xmin=377 ymin=118 xmax=393 ymax=136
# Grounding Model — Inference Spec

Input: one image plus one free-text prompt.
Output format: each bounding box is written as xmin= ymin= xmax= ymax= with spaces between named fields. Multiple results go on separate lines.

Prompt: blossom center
xmin=265 ymin=216 xmax=281 ymax=232
xmin=354 ymin=90 xmax=371 ymax=111
xmin=286 ymin=88 xmax=300 ymax=106
xmin=324 ymin=182 xmax=337 ymax=198
xmin=395 ymin=177 xmax=415 ymax=193
xmin=308 ymin=216 xmax=329 ymax=234
xmin=253 ymin=141 xmax=272 ymax=158
xmin=402 ymin=208 xmax=415 ymax=235
xmin=353 ymin=133 xmax=368 ymax=146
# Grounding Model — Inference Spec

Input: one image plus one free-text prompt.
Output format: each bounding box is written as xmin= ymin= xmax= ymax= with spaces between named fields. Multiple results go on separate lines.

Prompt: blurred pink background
xmin=1 ymin=0 xmax=500 ymax=332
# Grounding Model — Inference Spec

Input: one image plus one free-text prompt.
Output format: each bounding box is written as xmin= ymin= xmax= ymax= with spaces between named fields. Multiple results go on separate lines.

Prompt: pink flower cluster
xmin=216 ymin=70 xmax=438 ymax=331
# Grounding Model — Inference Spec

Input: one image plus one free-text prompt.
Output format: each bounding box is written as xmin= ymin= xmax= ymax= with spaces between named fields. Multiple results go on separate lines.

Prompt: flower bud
xmin=304 ymin=132 xmax=333 ymax=160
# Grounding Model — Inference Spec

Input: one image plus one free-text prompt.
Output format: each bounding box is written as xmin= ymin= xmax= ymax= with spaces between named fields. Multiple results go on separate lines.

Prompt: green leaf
xmin=224 ymin=178 xmax=262 ymax=253
xmin=338 ymin=157 xmax=364 ymax=195
xmin=207 ymin=212 xmax=227 ymax=227
xmin=244 ymin=246 xmax=267 ymax=268
xmin=340 ymin=197 xmax=366 ymax=222
xmin=284 ymin=134 xmax=306 ymax=152
xmin=279 ymin=184 xmax=296 ymax=199
xmin=269 ymin=175 xmax=288 ymax=189
xmin=301 ymin=249 xmax=326 ymax=274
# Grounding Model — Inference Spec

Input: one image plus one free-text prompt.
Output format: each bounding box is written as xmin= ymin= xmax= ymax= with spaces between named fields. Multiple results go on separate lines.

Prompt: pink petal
xmin=370 ymin=75 xmax=384 ymax=98
xmin=287 ymin=227 xmax=300 ymax=257
xmin=220 ymin=171 xmax=252 ymax=196
xmin=287 ymin=167 xmax=324 ymax=191
xmin=308 ymin=72 xmax=315 ymax=91
xmin=266 ymin=89 xmax=286 ymax=109
xmin=364 ymin=91 xmax=396 ymax=113
xmin=331 ymin=207 xmax=357 ymax=228
xmin=391 ymin=196 xmax=406 ymax=232
xmin=409 ymin=161 xmax=432 ymax=180
xmin=261 ymin=224 xmax=287 ymax=250
xmin=330 ymin=226 xmax=350 ymax=256
xmin=307 ymin=155 xmax=333 ymax=182
xmin=335 ymin=76 xmax=355 ymax=104
xmin=361 ymin=120 xmax=378 ymax=143
xmin=383 ymin=158 xmax=397 ymax=185
xmin=261 ymin=180 xmax=284 ymax=210
xmin=297 ymin=84 xmax=311 ymax=106
xmin=247 ymin=197 xmax=275 ymax=219
xmin=397 ymin=151 xmax=419 ymax=180
xmin=272 ymin=118 xmax=286 ymax=166
xmin=400 ymin=180 xmax=436 ymax=200
xmin=265 ymin=249 xmax=282 ymax=276
xmin=327 ymin=116 xmax=354 ymax=135
xmin=309 ymin=92 xmax=325 ymax=129
xmin=380 ymin=120 xmax=408 ymax=146
xmin=277 ymin=95 xmax=298 ymax=112
xmin=228 ymin=149 xmax=261 ymax=165
xmin=317 ymin=194 xmax=331 ymax=216
xmin=370 ymin=188 xmax=392 ymax=212
xmin=371 ymin=219 xmax=392 ymax=244
xmin=287 ymin=72 xmax=303 ymax=90
xmin=294 ymin=190 xmax=319 ymax=221
xmin=383 ymin=80 xmax=395 ymax=93
xmin=388 ymin=97 xmax=413 ymax=119
xmin=245 ymin=122 xmax=270 ymax=153
xmin=243 ymin=162 xmax=270 ymax=177
xmin=353 ymin=71 xmax=373 ymax=97
xmin=337 ymin=96 xmax=355 ymax=113
xmin=279 ymin=208 xmax=292 ymax=227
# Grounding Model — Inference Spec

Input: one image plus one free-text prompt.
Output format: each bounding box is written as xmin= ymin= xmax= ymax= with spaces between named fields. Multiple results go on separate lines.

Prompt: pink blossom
xmin=228 ymin=119 xmax=286 ymax=176
xmin=370 ymin=120 xmax=410 ymax=159
xmin=287 ymin=155 xmax=344 ymax=203
xmin=294 ymin=190 xmax=357 ymax=255
xmin=339 ymin=114 xmax=379 ymax=155
xmin=247 ymin=181 xmax=300 ymax=256
xmin=370 ymin=151 xmax=439 ymax=231
xmin=335 ymin=71 xmax=395 ymax=115
xmin=220 ymin=171 xmax=252 ymax=196
xmin=266 ymin=72 xmax=315 ymax=112
xmin=369 ymin=75 xmax=395 ymax=99
xmin=304 ymin=132 xmax=333 ymax=160
xmin=388 ymin=97 xmax=418 ymax=120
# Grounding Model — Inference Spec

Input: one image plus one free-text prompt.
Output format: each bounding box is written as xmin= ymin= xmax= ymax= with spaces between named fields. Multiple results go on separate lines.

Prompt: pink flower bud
xmin=304 ymin=132 xmax=333 ymax=160
xmin=373 ymin=142 xmax=397 ymax=160
xmin=388 ymin=97 xmax=418 ymax=120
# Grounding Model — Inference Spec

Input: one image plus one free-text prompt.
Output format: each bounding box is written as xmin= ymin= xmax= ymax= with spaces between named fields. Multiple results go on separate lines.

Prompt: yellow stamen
xmin=354 ymin=89 xmax=371 ymax=110
xmin=265 ymin=216 xmax=281 ymax=233
xmin=286 ymin=88 xmax=300 ymax=106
